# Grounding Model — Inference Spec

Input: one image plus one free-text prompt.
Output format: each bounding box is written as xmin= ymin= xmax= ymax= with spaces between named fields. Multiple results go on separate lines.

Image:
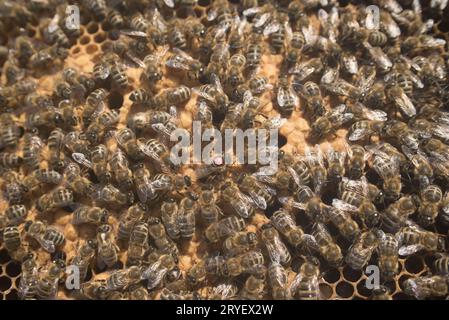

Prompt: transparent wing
xmin=72 ymin=152 xmax=93 ymax=169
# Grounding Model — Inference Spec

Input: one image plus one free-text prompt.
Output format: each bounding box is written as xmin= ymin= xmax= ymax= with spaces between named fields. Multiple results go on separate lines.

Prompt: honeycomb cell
xmin=94 ymin=33 xmax=106 ymax=44
xmin=0 ymin=249 xmax=10 ymax=264
xmin=404 ymin=255 xmax=425 ymax=275
xmin=5 ymin=289 xmax=19 ymax=300
xmin=356 ymin=280 xmax=371 ymax=298
xmin=87 ymin=23 xmax=99 ymax=34
xmin=108 ymin=91 xmax=124 ymax=110
xmin=5 ymin=261 xmax=21 ymax=278
xmin=342 ymin=265 xmax=363 ymax=283
xmin=336 ymin=281 xmax=354 ymax=299
xmin=323 ymin=268 xmax=341 ymax=284
xmin=398 ymin=275 xmax=414 ymax=291
xmin=0 ymin=276 xmax=12 ymax=292
xmin=71 ymin=47 xmax=81 ymax=55
xmin=86 ymin=44 xmax=98 ymax=54
xmin=319 ymin=283 xmax=334 ymax=300
xmin=79 ymin=35 xmax=90 ymax=45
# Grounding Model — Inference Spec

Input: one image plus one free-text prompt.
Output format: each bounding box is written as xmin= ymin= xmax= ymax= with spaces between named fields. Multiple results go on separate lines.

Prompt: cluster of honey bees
xmin=0 ymin=0 xmax=449 ymax=300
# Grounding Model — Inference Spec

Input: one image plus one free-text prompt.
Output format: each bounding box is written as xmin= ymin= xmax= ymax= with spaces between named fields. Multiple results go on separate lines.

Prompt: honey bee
xmin=223 ymin=231 xmax=258 ymax=257
xmin=18 ymin=254 xmax=39 ymax=300
xmin=0 ymin=113 xmax=22 ymax=148
xmin=0 ymin=152 xmax=22 ymax=169
xmin=381 ymin=120 xmax=419 ymax=150
xmin=72 ymin=205 xmax=109 ymax=226
xmin=4 ymin=204 xmax=27 ymax=226
xmin=127 ymin=285 xmax=150 ymax=300
xmin=109 ymin=149 xmax=134 ymax=191
xmin=21 ymin=133 xmax=44 ymax=171
xmin=381 ymin=196 xmax=416 ymax=233
xmin=327 ymin=205 xmax=361 ymax=242
xmin=261 ymin=223 xmax=291 ymax=266
xmin=193 ymin=73 xmax=229 ymax=114
xmin=325 ymin=145 xmax=346 ymax=182
xmin=239 ymin=274 xmax=266 ymax=300
xmin=160 ymin=198 xmax=180 ymax=240
xmin=132 ymin=163 xmax=153 ymax=204
xmin=176 ymin=192 xmax=198 ymax=239
xmin=299 ymin=81 xmax=326 ymax=119
xmin=346 ymin=230 xmax=379 ymax=270
xmin=142 ymin=253 xmax=176 ymax=290
xmin=148 ymin=217 xmax=179 ymax=258
xmin=85 ymin=108 xmax=120 ymax=144
xmin=310 ymin=104 xmax=354 ymax=140
xmin=276 ymin=75 xmax=298 ymax=116
xmin=199 ymin=185 xmax=223 ymax=225
xmin=98 ymin=184 xmax=134 ymax=207
xmin=279 ymin=185 xmax=330 ymax=224
xmin=414 ymin=184 xmax=443 ymax=227
xmin=107 ymin=9 xmax=124 ymax=29
xmin=370 ymin=285 xmax=393 ymax=300
xmin=47 ymin=128 xmax=65 ymax=170
xmin=97 ymin=224 xmax=120 ymax=268
xmin=90 ymin=144 xmax=112 ymax=184
xmin=245 ymin=33 xmax=263 ymax=69
xmin=70 ymin=239 xmax=97 ymax=282
xmin=403 ymin=275 xmax=448 ymax=300
xmin=335 ymin=177 xmax=381 ymax=228
xmin=421 ymin=138 xmax=449 ymax=163
xmin=127 ymin=221 xmax=149 ymax=267
xmin=166 ymin=48 xmax=204 ymax=81
xmin=205 ymin=216 xmax=246 ymax=243
xmin=397 ymin=222 xmax=446 ymax=256
xmin=348 ymin=120 xmax=385 ymax=142
xmin=37 ymin=187 xmax=74 ymax=213
xmin=29 ymin=45 xmax=68 ymax=70
xmin=3 ymin=226 xmax=22 ymax=253
xmin=377 ymin=231 xmax=399 ymax=280
xmin=270 ymin=210 xmax=306 ymax=249
xmin=278 ymin=150 xmax=312 ymax=187
xmin=37 ymin=259 xmax=66 ymax=300
xmin=105 ymin=266 xmax=142 ymax=292
xmin=222 ymin=250 xmax=265 ymax=278
xmin=372 ymin=154 xmax=402 ymax=200
xmin=63 ymin=131 xmax=90 ymax=155
xmin=64 ymin=162 xmax=95 ymax=198
xmin=226 ymin=54 xmax=246 ymax=87
xmin=143 ymin=46 xmax=168 ymax=86
xmin=433 ymin=253 xmax=449 ymax=275
xmin=25 ymin=220 xmax=64 ymax=253
xmin=290 ymin=58 xmax=323 ymax=83
xmin=311 ymin=223 xmax=343 ymax=267
xmin=238 ymin=173 xmax=276 ymax=210
xmin=290 ymin=257 xmax=321 ymax=300
xmin=117 ymin=203 xmax=146 ymax=242
xmin=83 ymin=88 xmax=107 ymax=128
xmin=142 ymin=138 xmax=177 ymax=173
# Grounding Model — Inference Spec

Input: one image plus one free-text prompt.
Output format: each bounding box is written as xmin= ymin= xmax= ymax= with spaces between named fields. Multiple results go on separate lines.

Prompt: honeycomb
xmin=1 ymin=0 xmax=449 ymax=300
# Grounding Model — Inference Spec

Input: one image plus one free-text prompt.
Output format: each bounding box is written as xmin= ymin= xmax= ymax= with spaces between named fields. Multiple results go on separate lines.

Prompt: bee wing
xmin=393 ymin=90 xmax=416 ymax=117
xmin=96 ymin=63 xmax=111 ymax=80
xmin=163 ymin=0 xmax=175 ymax=8
xmin=125 ymin=52 xmax=146 ymax=69
xmin=142 ymin=145 xmax=161 ymax=162
xmin=302 ymin=233 xmax=320 ymax=253
xmin=72 ymin=152 xmax=93 ymax=169
xmin=232 ymin=192 xmax=254 ymax=218
xmin=120 ymin=30 xmax=148 ymax=38
xmin=166 ymin=55 xmax=191 ymax=71
xmin=332 ymin=198 xmax=358 ymax=212
xmin=289 ymin=273 xmax=303 ymax=296
xmin=37 ymin=236 xmax=56 ymax=253
xmin=147 ymin=268 xmax=169 ymax=290
xmin=433 ymin=124 xmax=449 ymax=140
xmin=302 ymin=25 xmax=319 ymax=46
xmin=398 ymin=244 xmax=424 ymax=256
xmin=278 ymin=196 xmax=305 ymax=210
xmin=341 ymin=54 xmax=358 ymax=75
xmin=320 ymin=66 xmax=339 ymax=85
xmin=207 ymin=7 xmax=219 ymax=21
xmin=210 ymin=73 xmax=224 ymax=95
xmin=287 ymin=166 xmax=302 ymax=188
xmin=243 ymin=7 xmax=261 ymax=17
xmin=263 ymin=21 xmax=280 ymax=36
xmin=349 ymin=126 xmax=371 ymax=141
xmin=151 ymin=123 xmax=171 ymax=136
xmin=254 ymin=12 xmax=271 ymax=28
xmin=288 ymin=62 xmax=315 ymax=77
xmin=246 ymin=190 xmax=267 ymax=210
xmin=265 ymin=115 xmax=287 ymax=129
xmin=192 ymin=87 xmax=216 ymax=103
